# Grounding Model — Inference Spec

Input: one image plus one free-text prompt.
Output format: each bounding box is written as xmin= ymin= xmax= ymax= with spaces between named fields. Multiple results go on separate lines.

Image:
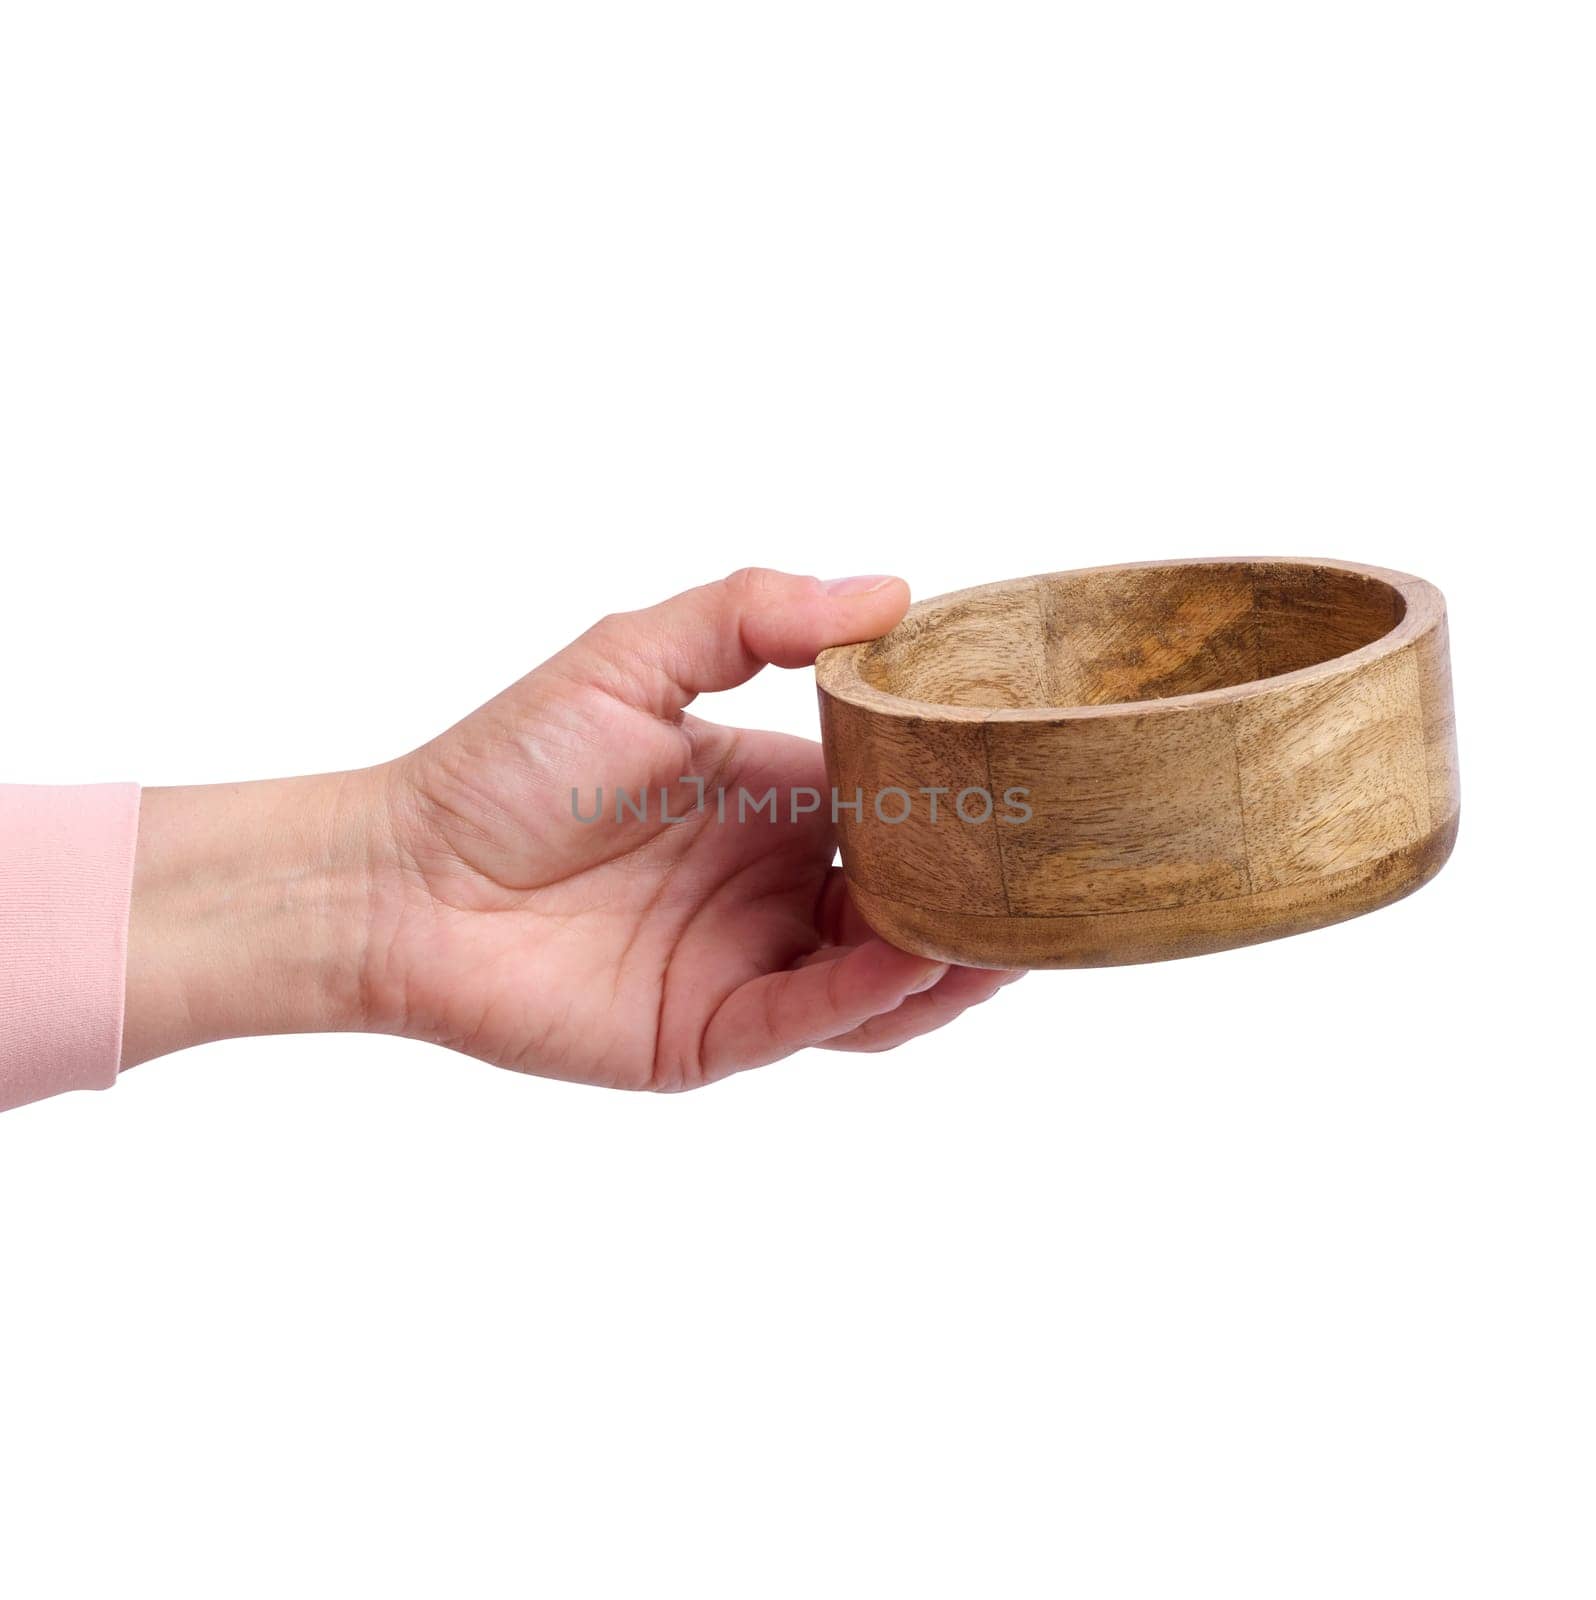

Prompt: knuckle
xmin=724 ymin=566 xmax=799 ymax=602
xmin=579 ymin=610 xmax=642 ymax=657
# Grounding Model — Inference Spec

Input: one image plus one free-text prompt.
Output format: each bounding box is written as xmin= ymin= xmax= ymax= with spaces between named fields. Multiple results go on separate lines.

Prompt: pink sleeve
xmin=0 ymin=784 xmax=142 ymax=1113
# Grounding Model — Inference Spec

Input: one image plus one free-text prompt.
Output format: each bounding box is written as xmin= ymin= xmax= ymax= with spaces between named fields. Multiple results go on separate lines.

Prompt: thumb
xmin=557 ymin=567 xmax=910 ymax=717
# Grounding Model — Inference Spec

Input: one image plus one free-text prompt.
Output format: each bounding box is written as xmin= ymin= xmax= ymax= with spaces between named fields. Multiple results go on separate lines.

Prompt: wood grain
xmin=815 ymin=557 xmax=1459 ymax=968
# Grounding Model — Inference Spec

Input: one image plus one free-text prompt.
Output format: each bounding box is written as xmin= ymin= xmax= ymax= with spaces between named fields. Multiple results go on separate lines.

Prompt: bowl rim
xmin=814 ymin=555 xmax=1446 ymax=723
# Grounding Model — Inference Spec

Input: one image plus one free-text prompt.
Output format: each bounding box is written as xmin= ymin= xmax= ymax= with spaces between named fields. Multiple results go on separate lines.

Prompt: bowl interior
xmin=855 ymin=560 xmax=1407 ymax=710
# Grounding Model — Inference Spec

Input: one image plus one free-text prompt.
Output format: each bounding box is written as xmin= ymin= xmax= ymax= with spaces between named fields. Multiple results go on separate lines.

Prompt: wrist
xmin=120 ymin=772 xmax=382 ymax=1068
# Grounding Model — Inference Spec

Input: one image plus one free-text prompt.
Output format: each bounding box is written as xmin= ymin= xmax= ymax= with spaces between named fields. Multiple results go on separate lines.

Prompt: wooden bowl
xmin=816 ymin=557 xmax=1459 ymax=968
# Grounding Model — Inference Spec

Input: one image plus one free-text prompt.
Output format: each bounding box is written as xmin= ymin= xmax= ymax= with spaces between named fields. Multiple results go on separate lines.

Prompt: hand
xmin=123 ymin=569 xmax=1024 ymax=1090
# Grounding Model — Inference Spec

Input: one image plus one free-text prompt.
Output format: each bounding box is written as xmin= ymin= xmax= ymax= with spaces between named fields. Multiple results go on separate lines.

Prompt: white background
xmin=2 ymin=3 xmax=1592 ymax=1595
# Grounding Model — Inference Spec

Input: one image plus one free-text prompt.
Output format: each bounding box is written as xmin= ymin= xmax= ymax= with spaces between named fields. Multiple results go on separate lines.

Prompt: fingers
xmin=558 ymin=567 xmax=911 ymax=718
xmin=698 ymin=937 xmax=1027 ymax=1083
xmin=820 ymin=964 xmax=1025 ymax=1054
xmin=808 ymin=875 xmax=1027 ymax=1049
xmin=699 ymin=937 xmax=947 ymax=1081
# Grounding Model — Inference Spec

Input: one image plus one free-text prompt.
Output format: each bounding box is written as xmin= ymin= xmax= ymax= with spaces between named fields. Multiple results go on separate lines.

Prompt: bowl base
xmin=846 ymin=811 xmax=1459 ymax=970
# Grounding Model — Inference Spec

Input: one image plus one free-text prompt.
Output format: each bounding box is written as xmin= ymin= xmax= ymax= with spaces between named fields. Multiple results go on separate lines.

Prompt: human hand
xmin=123 ymin=570 xmax=1023 ymax=1089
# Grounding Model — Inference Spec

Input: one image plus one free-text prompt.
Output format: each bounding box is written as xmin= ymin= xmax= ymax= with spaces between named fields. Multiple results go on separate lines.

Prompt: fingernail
xmin=908 ymin=962 xmax=948 ymax=994
xmin=823 ymin=574 xmax=897 ymax=597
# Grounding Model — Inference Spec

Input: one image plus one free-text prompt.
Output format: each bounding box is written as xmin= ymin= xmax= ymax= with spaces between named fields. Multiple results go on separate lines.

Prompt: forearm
xmin=120 ymin=774 xmax=380 ymax=1068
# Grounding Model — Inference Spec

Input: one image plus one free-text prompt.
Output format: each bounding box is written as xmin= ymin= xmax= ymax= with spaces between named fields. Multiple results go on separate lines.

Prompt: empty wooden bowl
xmin=816 ymin=557 xmax=1459 ymax=968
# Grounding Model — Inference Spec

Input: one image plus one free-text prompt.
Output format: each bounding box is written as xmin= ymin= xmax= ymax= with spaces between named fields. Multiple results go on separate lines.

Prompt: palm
xmin=365 ymin=571 xmax=1020 ymax=1089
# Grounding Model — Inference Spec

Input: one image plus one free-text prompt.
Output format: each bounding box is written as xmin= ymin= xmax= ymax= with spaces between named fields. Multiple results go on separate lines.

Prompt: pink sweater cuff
xmin=0 ymin=784 xmax=142 ymax=1113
